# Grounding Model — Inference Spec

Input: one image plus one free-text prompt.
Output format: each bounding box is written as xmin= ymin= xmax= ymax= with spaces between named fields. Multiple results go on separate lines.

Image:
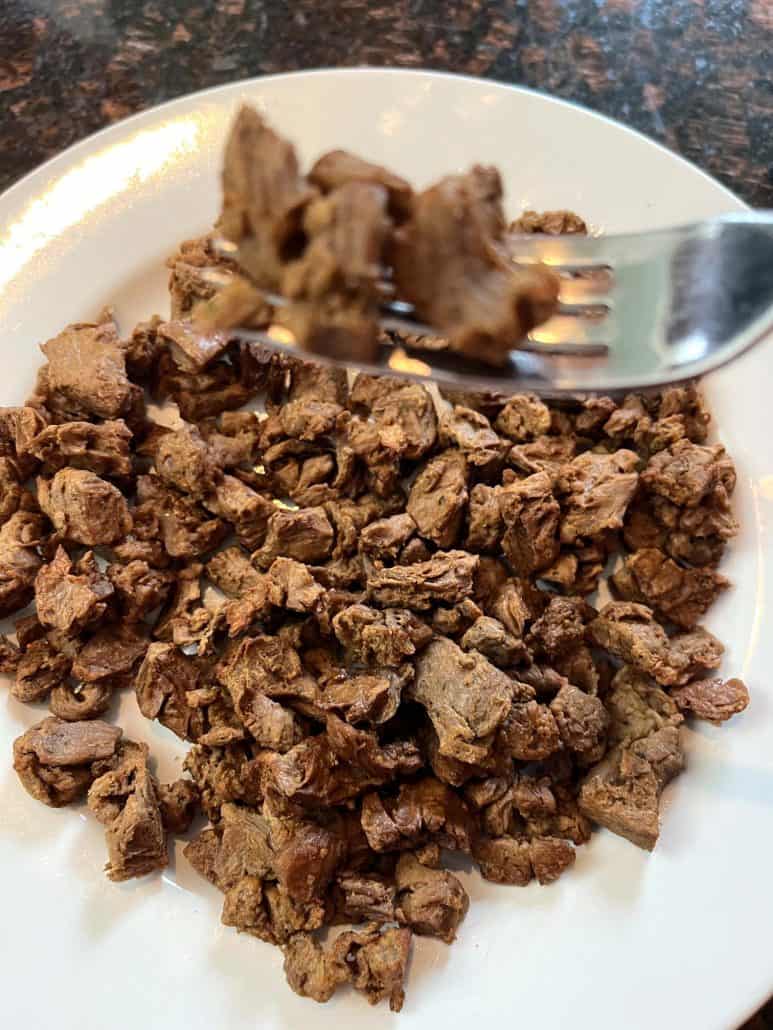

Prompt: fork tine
xmin=521 ymin=340 xmax=610 ymax=357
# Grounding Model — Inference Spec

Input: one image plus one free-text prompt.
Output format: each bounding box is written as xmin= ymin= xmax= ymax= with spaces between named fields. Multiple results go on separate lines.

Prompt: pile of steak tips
xmin=4 ymin=121 xmax=749 ymax=1013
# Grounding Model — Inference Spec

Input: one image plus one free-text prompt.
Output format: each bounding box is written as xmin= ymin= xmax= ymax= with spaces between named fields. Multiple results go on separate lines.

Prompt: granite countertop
xmin=0 ymin=0 xmax=771 ymax=1026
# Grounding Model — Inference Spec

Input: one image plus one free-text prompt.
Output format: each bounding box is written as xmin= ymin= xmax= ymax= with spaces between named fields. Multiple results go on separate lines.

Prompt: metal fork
xmin=222 ymin=212 xmax=773 ymax=396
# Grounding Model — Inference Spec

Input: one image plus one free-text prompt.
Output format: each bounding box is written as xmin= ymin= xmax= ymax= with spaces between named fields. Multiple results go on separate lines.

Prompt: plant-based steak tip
xmin=4 ymin=107 xmax=747 ymax=1011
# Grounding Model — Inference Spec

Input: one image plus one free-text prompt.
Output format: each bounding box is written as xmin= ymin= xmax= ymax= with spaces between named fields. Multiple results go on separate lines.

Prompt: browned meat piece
xmin=393 ymin=166 xmax=559 ymax=364
xmin=488 ymin=577 xmax=533 ymax=638
xmin=527 ymin=595 xmax=589 ymax=656
xmin=153 ymin=348 xmax=255 ymax=422
xmin=641 ymin=439 xmax=726 ymax=507
xmin=282 ymin=182 xmax=390 ymax=362
xmin=38 ymin=469 xmax=132 ymax=546
xmin=135 ymin=642 xmax=200 ymax=740
xmin=394 ymin=852 xmax=468 ymax=942
xmin=671 ymin=676 xmax=749 ymax=723
xmin=550 ymin=684 xmax=608 ymax=763
xmin=0 ymin=405 xmax=47 ymax=478
xmin=465 ymin=483 xmax=503 ymax=552
xmin=220 ymin=106 xmax=316 ymax=288
xmin=155 ymin=422 xmax=220 ymax=499
xmin=221 ymin=875 xmax=327 ymax=944
xmin=13 ymin=638 xmax=70 ymax=702
xmin=0 ymin=633 xmax=20 ymax=674
xmin=497 ymin=699 xmax=561 ymax=760
xmin=466 ymin=556 xmax=507 ymax=607
xmin=220 ymin=641 xmax=305 ymax=752
xmin=472 ymin=835 xmax=533 ymax=885
xmin=495 ymin=394 xmax=551 ymax=441
xmin=216 ymin=634 xmax=316 ymax=707
xmin=509 ymin=434 xmax=576 ymax=474
xmin=265 ymin=557 xmax=324 ymax=613
xmin=266 ymin=724 xmax=421 ymax=808
xmin=361 ymin=777 xmax=474 ymax=854
xmin=333 ymin=603 xmax=432 ymax=666
xmin=72 ymin=623 xmax=148 ymax=683
xmin=350 ymin=375 xmax=438 ymax=461
xmin=27 ymin=420 xmax=132 ymax=477
xmin=579 ymin=726 xmax=684 ymax=850
xmin=137 ymin=475 xmax=229 ymax=559
xmin=528 ymin=837 xmax=577 ymax=884
xmin=367 ymin=549 xmax=478 ymax=609
xmin=35 ymin=547 xmax=113 ymax=634
xmin=40 ymin=319 xmax=134 ymax=420
xmin=278 ymin=397 xmax=342 ymax=441
xmin=182 ymin=828 xmax=221 ymax=885
xmin=253 ymin=505 xmax=334 ymax=569
xmin=203 ymin=475 xmax=274 ymax=550
xmin=460 ymin=616 xmax=523 ymax=667
xmin=556 ymin=450 xmax=639 ymax=543
xmin=125 ymin=316 xmax=163 ymax=378
xmin=360 ymin=513 xmax=416 ymax=561
xmin=576 ymin=396 xmax=617 ymax=435
xmin=156 ymin=778 xmax=200 ymax=833
xmin=210 ymin=803 xmax=275 ymax=888
xmin=199 ymin=411 xmax=261 ymax=469
xmin=439 ymin=405 xmax=507 ymax=470
xmin=319 ymin=668 xmax=410 ymax=725
xmin=407 ymin=450 xmax=468 ymax=548
xmin=612 ymin=547 xmax=729 ymax=629
xmin=329 ymin=924 xmax=412 ymax=1011
xmin=206 ymin=546 xmax=263 ymax=596
xmin=274 ymin=822 xmax=344 ymax=903
xmin=157 ymin=320 xmax=232 ymax=371
xmin=166 ymin=235 xmax=238 ymax=319
xmin=0 ymin=457 xmax=22 ymax=526
xmin=510 ymin=209 xmax=588 ymax=235
xmin=88 ymin=741 xmax=168 ymax=880
xmin=410 ymin=637 xmax=512 ymax=764
xmin=348 ymin=385 xmax=439 ymax=469
xmin=431 ymin=597 xmax=483 ymax=638
xmin=656 ymin=384 xmax=710 ymax=442
xmin=49 ymin=681 xmax=112 ymax=721
xmin=283 ymin=934 xmax=342 ymax=1004
xmin=472 ymin=832 xmax=577 ymax=889
xmin=333 ymin=871 xmax=397 ymax=923
xmin=309 ymin=149 xmax=412 ymax=219
xmin=108 ymin=560 xmax=173 ymax=622
xmin=604 ymin=666 xmax=683 ymax=747
xmin=0 ymin=511 xmax=45 ymax=615
xmin=589 ymin=602 xmax=722 ymax=687
xmin=500 ymin=471 xmax=560 ymax=574
xmin=13 ymin=717 xmax=122 ymax=807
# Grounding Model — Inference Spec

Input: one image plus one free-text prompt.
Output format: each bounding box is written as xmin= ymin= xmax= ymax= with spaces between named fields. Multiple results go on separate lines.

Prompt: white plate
xmin=1 ymin=69 xmax=771 ymax=1030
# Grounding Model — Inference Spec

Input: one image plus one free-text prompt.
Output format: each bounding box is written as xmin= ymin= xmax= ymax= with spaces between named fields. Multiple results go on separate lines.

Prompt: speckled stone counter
xmin=0 ymin=0 xmax=771 ymax=1025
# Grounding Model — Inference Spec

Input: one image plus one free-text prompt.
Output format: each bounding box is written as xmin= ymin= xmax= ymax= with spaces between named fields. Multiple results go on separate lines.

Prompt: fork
xmin=219 ymin=212 xmax=773 ymax=396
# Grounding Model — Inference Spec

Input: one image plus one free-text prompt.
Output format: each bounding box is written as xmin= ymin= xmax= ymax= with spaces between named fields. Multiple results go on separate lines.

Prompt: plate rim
xmin=0 ymin=66 xmax=746 ymax=215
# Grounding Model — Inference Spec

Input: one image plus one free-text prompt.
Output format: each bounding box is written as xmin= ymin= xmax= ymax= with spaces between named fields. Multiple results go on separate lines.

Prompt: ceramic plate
xmin=0 ymin=69 xmax=771 ymax=1030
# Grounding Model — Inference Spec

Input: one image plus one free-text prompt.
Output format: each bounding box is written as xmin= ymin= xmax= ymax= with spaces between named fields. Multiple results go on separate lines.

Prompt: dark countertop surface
xmin=0 ymin=1 xmax=771 ymax=1026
